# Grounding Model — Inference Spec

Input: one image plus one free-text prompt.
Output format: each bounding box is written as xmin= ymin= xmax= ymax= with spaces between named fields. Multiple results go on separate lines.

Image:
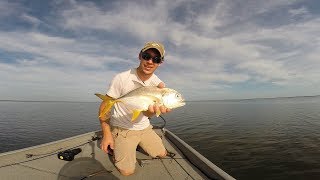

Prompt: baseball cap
xmin=141 ymin=42 xmax=165 ymax=59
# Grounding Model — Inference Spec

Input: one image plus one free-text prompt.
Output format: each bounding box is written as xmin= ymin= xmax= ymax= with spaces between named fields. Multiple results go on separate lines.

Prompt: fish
xmin=95 ymin=86 xmax=186 ymax=121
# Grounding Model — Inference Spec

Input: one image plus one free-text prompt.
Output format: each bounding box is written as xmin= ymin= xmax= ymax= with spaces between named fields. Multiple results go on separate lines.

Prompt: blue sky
xmin=0 ymin=0 xmax=319 ymax=101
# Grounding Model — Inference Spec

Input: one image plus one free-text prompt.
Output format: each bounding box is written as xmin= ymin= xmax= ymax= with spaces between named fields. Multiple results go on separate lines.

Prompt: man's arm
xmin=98 ymin=99 xmax=114 ymax=154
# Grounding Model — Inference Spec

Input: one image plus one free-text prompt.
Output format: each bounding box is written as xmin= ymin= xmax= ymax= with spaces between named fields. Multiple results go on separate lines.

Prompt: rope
xmin=152 ymin=115 xmax=196 ymax=179
xmin=150 ymin=114 xmax=197 ymax=180
xmin=151 ymin=115 xmax=167 ymax=129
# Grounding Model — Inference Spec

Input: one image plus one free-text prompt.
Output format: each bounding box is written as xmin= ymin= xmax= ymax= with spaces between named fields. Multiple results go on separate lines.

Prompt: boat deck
xmin=0 ymin=129 xmax=235 ymax=180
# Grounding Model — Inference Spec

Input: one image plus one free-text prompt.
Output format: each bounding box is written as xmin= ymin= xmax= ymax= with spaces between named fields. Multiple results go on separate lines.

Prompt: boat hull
xmin=0 ymin=128 xmax=235 ymax=180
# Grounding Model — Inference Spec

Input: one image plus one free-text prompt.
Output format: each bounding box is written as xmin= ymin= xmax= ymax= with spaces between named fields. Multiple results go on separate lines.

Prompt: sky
xmin=0 ymin=0 xmax=319 ymax=102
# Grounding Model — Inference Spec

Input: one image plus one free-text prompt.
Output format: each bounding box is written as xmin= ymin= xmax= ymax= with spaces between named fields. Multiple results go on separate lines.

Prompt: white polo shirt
xmin=106 ymin=68 xmax=163 ymax=130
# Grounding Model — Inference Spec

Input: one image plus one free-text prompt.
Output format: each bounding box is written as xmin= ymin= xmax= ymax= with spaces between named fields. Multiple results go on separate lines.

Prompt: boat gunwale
xmin=0 ymin=131 xmax=100 ymax=157
xmin=164 ymin=128 xmax=236 ymax=180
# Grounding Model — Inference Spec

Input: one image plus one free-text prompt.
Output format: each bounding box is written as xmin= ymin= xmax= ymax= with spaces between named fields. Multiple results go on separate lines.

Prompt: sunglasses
xmin=141 ymin=52 xmax=163 ymax=64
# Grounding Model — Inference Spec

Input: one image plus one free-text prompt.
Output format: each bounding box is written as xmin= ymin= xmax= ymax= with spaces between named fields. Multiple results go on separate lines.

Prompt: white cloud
xmin=20 ymin=14 xmax=41 ymax=26
xmin=0 ymin=31 xmax=134 ymax=69
xmin=0 ymin=0 xmax=319 ymax=101
xmin=289 ymin=6 xmax=309 ymax=17
xmin=60 ymin=1 xmax=171 ymax=40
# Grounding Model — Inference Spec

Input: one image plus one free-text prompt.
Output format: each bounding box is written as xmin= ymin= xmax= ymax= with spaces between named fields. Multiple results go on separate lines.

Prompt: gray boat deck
xmin=0 ymin=129 xmax=235 ymax=180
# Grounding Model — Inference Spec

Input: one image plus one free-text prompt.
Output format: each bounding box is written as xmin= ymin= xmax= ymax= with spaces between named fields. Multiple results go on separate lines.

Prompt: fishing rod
xmin=151 ymin=115 xmax=167 ymax=129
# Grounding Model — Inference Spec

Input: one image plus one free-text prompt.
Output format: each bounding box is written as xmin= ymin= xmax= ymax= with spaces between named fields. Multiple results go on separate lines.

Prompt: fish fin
xmin=156 ymin=109 xmax=161 ymax=117
xmin=95 ymin=93 xmax=111 ymax=101
xmin=131 ymin=109 xmax=142 ymax=121
xmin=99 ymin=99 xmax=122 ymax=118
xmin=99 ymin=101 xmax=112 ymax=118
xmin=95 ymin=93 xmax=121 ymax=118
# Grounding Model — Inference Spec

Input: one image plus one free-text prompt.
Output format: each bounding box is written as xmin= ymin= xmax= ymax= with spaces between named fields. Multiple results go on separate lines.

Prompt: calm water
xmin=1 ymin=97 xmax=320 ymax=180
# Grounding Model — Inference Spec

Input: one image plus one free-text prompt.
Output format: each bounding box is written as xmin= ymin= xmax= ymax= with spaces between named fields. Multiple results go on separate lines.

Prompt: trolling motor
xmin=58 ymin=148 xmax=82 ymax=161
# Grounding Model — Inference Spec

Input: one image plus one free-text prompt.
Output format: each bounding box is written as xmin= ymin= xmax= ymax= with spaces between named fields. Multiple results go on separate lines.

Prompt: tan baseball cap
xmin=141 ymin=41 xmax=165 ymax=59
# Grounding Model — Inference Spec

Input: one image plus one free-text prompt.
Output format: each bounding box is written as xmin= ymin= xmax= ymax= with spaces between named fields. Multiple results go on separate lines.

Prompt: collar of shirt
xmin=130 ymin=68 xmax=156 ymax=86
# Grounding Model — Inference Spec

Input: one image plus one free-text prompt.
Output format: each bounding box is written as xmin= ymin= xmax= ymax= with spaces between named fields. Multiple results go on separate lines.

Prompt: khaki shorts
xmin=111 ymin=125 xmax=166 ymax=171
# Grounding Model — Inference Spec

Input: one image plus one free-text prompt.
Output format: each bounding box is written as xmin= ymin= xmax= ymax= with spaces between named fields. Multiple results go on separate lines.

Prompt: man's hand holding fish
xmin=96 ymin=42 xmax=185 ymax=176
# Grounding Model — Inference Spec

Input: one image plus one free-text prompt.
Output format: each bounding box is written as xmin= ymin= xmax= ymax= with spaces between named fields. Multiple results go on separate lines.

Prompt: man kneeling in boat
xmin=98 ymin=42 xmax=171 ymax=176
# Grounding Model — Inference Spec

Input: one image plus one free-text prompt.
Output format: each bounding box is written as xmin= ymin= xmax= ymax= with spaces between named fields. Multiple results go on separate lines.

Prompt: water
xmin=1 ymin=97 xmax=320 ymax=180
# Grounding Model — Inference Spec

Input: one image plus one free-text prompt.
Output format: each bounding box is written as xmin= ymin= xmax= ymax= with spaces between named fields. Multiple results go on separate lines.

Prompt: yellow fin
xmin=131 ymin=110 xmax=142 ymax=121
xmin=95 ymin=93 xmax=121 ymax=118
xmin=95 ymin=93 xmax=110 ymax=101
xmin=156 ymin=109 xmax=161 ymax=117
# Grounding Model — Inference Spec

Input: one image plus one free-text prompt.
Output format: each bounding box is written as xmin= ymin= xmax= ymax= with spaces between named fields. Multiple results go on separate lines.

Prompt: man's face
xmin=139 ymin=49 xmax=161 ymax=75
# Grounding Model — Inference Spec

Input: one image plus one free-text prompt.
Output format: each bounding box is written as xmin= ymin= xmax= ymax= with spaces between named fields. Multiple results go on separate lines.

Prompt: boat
xmin=0 ymin=126 xmax=236 ymax=180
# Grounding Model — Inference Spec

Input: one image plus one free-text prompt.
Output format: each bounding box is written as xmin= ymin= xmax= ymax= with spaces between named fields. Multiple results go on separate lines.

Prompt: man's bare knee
xmin=119 ymin=169 xmax=135 ymax=176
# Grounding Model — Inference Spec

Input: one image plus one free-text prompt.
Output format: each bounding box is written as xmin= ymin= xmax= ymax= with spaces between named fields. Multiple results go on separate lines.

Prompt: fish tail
xmin=95 ymin=93 xmax=119 ymax=118
xmin=95 ymin=93 xmax=111 ymax=101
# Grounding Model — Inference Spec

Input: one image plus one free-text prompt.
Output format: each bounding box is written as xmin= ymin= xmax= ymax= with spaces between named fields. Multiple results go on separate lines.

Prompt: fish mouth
xmin=166 ymin=101 xmax=185 ymax=109
xmin=177 ymin=101 xmax=186 ymax=107
xmin=178 ymin=98 xmax=186 ymax=106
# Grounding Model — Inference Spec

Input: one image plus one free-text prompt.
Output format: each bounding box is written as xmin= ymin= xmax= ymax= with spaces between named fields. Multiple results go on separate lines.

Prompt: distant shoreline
xmin=1 ymin=95 xmax=319 ymax=103
xmin=0 ymin=100 xmax=97 ymax=103
xmin=187 ymin=95 xmax=320 ymax=102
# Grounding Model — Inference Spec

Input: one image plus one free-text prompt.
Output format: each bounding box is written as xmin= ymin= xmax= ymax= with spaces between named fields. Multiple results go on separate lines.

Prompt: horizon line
xmin=186 ymin=94 xmax=320 ymax=102
xmin=0 ymin=94 xmax=319 ymax=103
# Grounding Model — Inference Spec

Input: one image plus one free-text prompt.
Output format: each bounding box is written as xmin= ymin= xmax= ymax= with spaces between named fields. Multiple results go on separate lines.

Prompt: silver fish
xmin=95 ymin=86 xmax=185 ymax=121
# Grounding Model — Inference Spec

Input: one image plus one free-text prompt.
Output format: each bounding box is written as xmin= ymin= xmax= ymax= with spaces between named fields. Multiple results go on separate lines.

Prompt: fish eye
xmin=175 ymin=93 xmax=181 ymax=98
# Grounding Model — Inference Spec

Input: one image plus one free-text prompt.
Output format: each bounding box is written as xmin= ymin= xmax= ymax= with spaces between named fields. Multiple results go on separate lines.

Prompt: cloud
xmin=288 ymin=6 xmax=309 ymax=18
xmin=0 ymin=0 xmax=319 ymax=101
xmin=0 ymin=31 xmax=138 ymax=69
xmin=20 ymin=14 xmax=42 ymax=26
xmin=0 ymin=1 xmax=22 ymax=18
xmin=59 ymin=1 xmax=171 ymax=40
